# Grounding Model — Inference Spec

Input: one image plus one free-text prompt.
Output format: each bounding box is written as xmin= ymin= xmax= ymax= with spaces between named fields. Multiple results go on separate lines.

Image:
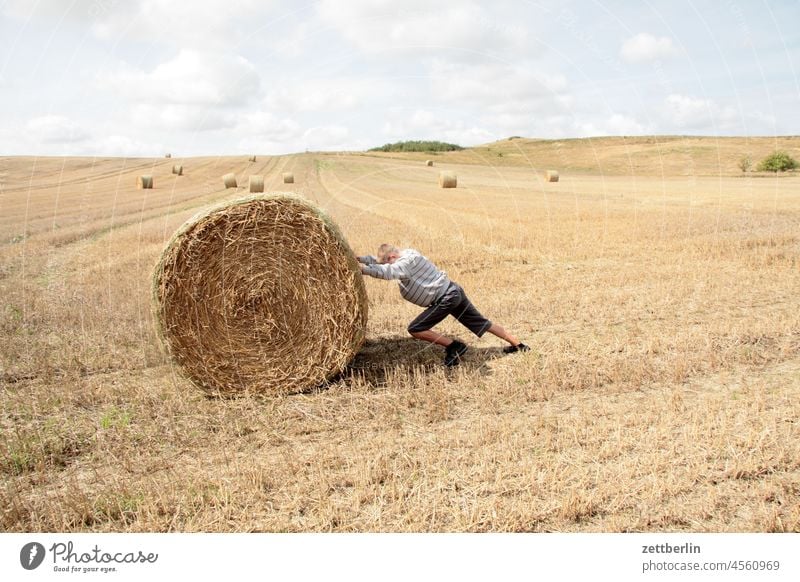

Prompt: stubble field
xmin=1 ymin=136 xmax=799 ymax=532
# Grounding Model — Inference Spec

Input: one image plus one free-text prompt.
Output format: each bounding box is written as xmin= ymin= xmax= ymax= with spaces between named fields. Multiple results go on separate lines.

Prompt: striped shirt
xmin=359 ymin=249 xmax=451 ymax=307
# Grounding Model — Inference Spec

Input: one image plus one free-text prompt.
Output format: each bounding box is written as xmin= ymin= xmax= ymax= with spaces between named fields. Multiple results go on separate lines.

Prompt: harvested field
xmin=1 ymin=138 xmax=799 ymax=532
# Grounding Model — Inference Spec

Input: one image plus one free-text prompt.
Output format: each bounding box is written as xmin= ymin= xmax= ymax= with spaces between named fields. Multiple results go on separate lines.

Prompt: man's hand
xmin=359 ymin=264 xmax=368 ymax=274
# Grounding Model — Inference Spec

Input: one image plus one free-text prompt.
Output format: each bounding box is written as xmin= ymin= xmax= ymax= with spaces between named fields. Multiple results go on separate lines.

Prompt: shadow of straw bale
xmin=327 ymin=336 xmax=506 ymax=388
xmin=199 ymin=337 xmax=507 ymax=398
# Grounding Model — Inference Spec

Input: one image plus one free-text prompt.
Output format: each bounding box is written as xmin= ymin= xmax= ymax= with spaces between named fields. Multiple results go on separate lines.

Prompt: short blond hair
xmin=377 ymin=243 xmax=398 ymax=263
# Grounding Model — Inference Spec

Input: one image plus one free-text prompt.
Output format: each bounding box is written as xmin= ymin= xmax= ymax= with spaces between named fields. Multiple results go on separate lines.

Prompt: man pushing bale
xmin=358 ymin=244 xmax=529 ymax=367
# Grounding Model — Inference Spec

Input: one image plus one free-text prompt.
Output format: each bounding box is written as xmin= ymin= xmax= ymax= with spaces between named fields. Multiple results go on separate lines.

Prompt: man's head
xmin=377 ymin=243 xmax=400 ymax=264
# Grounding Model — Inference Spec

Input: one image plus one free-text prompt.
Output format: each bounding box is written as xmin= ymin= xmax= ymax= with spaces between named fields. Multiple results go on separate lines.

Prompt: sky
xmin=0 ymin=0 xmax=798 ymax=156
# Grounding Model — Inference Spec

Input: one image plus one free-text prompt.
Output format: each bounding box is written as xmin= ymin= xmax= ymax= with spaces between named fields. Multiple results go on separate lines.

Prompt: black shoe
xmin=503 ymin=342 xmax=530 ymax=354
xmin=444 ymin=340 xmax=468 ymax=367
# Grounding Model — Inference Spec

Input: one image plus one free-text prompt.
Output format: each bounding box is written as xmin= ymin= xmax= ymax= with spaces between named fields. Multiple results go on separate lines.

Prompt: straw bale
xmin=165 ymin=153 xmax=172 ymax=158
xmin=249 ymin=156 xmax=257 ymax=162
xmin=249 ymin=175 xmax=264 ymax=193
xmin=152 ymin=193 xmax=368 ymax=397
xmin=283 ymin=172 xmax=294 ymax=184
xmin=138 ymin=175 xmax=153 ymax=189
xmin=223 ymin=173 xmax=237 ymax=188
xmin=172 ymin=165 xmax=183 ymax=176
xmin=426 ymin=160 xmax=433 ymax=166
xmin=438 ymin=171 xmax=457 ymax=188
xmin=546 ymin=170 xmax=559 ymax=182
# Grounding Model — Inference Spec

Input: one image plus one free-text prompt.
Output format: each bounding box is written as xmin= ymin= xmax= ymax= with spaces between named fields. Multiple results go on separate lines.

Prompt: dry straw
xmin=138 ymin=175 xmax=153 ymax=189
xmin=546 ymin=170 xmax=560 ymax=182
xmin=172 ymin=165 xmax=183 ymax=176
xmin=438 ymin=171 xmax=457 ymax=188
xmin=223 ymin=173 xmax=237 ymax=189
xmin=152 ymin=193 xmax=368 ymax=397
xmin=249 ymin=175 xmax=264 ymax=193
xmin=283 ymin=172 xmax=294 ymax=184
xmin=426 ymin=160 xmax=434 ymax=167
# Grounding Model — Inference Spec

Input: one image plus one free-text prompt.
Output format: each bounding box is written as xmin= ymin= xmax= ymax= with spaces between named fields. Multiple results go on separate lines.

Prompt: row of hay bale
xmin=426 ymin=161 xmax=558 ymax=189
xmin=141 ymin=157 xmax=556 ymax=191
xmin=223 ymin=172 xmax=294 ymax=191
xmin=137 ymin=164 xmax=184 ymax=188
xmin=138 ymin=165 xmax=291 ymax=191
xmin=168 ymin=153 xmax=260 ymax=162
xmin=435 ymin=171 xmax=558 ymax=188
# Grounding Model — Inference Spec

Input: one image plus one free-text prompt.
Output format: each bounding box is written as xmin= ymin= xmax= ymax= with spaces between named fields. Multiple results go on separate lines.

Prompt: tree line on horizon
xmin=369 ymin=140 xmax=464 ymax=153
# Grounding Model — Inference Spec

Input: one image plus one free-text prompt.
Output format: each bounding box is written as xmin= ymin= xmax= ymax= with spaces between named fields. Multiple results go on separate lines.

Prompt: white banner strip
xmin=2 ymin=533 xmax=797 ymax=581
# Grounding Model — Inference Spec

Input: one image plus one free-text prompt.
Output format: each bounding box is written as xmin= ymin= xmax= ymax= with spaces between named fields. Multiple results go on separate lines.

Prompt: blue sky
xmin=1 ymin=0 xmax=797 ymax=156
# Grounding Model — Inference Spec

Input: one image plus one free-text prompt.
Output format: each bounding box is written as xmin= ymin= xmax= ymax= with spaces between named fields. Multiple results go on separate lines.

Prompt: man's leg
xmin=484 ymin=323 xmax=522 ymax=347
xmin=407 ymin=287 xmax=459 ymax=346
xmin=451 ymin=286 xmax=525 ymax=348
xmin=409 ymin=329 xmax=454 ymax=347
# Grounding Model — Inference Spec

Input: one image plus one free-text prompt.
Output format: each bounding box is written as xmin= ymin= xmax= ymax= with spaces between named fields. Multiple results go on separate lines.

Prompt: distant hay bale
xmin=172 ymin=164 xmax=183 ymax=176
xmin=152 ymin=193 xmax=368 ymax=397
xmin=137 ymin=175 xmax=153 ymax=189
xmin=248 ymin=155 xmax=257 ymax=162
xmin=438 ymin=171 xmax=457 ymax=188
xmin=283 ymin=172 xmax=294 ymax=184
xmin=249 ymin=175 xmax=264 ymax=193
xmin=223 ymin=173 xmax=237 ymax=189
xmin=165 ymin=153 xmax=172 ymax=158
xmin=426 ymin=160 xmax=434 ymax=166
xmin=546 ymin=170 xmax=559 ymax=182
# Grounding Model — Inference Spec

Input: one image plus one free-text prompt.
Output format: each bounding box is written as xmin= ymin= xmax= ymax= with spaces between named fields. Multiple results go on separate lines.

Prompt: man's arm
xmin=361 ymin=254 xmax=414 ymax=280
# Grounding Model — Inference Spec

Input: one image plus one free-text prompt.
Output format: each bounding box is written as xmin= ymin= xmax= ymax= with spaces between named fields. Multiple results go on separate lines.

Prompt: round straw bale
xmin=249 ymin=175 xmax=264 ymax=193
xmin=546 ymin=170 xmax=559 ymax=182
xmin=249 ymin=155 xmax=257 ymax=162
xmin=426 ymin=160 xmax=434 ymax=167
xmin=283 ymin=172 xmax=294 ymax=184
xmin=152 ymin=193 xmax=368 ymax=397
xmin=172 ymin=164 xmax=183 ymax=176
xmin=165 ymin=153 xmax=172 ymax=158
xmin=223 ymin=173 xmax=237 ymax=189
xmin=438 ymin=171 xmax=457 ymax=188
xmin=138 ymin=175 xmax=153 ymax=189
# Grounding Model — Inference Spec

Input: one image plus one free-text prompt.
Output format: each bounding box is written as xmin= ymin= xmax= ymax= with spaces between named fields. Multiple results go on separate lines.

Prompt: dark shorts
xmin=407 ymin=282 xmax=492 ymax=337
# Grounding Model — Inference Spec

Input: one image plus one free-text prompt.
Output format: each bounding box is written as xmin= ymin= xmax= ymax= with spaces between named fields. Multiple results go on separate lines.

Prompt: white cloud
xmin=26 ymin=115 xmax=90 ymax=143
xmin=578 ymin=114 xmax=650 ymax=136
xmin=91 ymin=134 xmax=164 ymax=157
xmin=9 ymin=118 xmax=162 ymax=156
xmin=620 ymin=33 xmax=678 ymax=63
xmin=382 ymin=108 xmax=495 ymax=145
xmin=3 ymin=0 xmax=97 ymax=22
xmin=98 ymin=50 xmax=260 ymax=107
xmin=89 ymin=0 xmax=270 ymax=47
xmin=236 ymin=118 xmax=356 ymax=155
xmin=237 ymin=111 xmax=302 ymax=142
xmin=316 ymin=0 xmax=533 ymax=59
xmin=264 ymin=79 xmax=372 ymax=113
xmin=429 ymin=60 xmax=569 ymax=113
xmin=663 ymin=94 xmax=738 ymax=129
xmin=131 ymin=104 xmax=234 ymax=132
xmin=302 ymin=125 xmax=352 ymax=150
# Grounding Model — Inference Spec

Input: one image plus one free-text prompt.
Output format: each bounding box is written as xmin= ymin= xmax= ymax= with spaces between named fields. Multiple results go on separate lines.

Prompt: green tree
xmin=756 ymin=151 xmax=798 ymax=173
xmin=369 ymin=140 xmax=464 ymax=152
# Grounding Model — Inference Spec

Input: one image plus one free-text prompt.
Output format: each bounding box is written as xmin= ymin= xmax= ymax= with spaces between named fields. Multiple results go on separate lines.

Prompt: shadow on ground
xmin=326 ymin=336 xmax=507 ymax=388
